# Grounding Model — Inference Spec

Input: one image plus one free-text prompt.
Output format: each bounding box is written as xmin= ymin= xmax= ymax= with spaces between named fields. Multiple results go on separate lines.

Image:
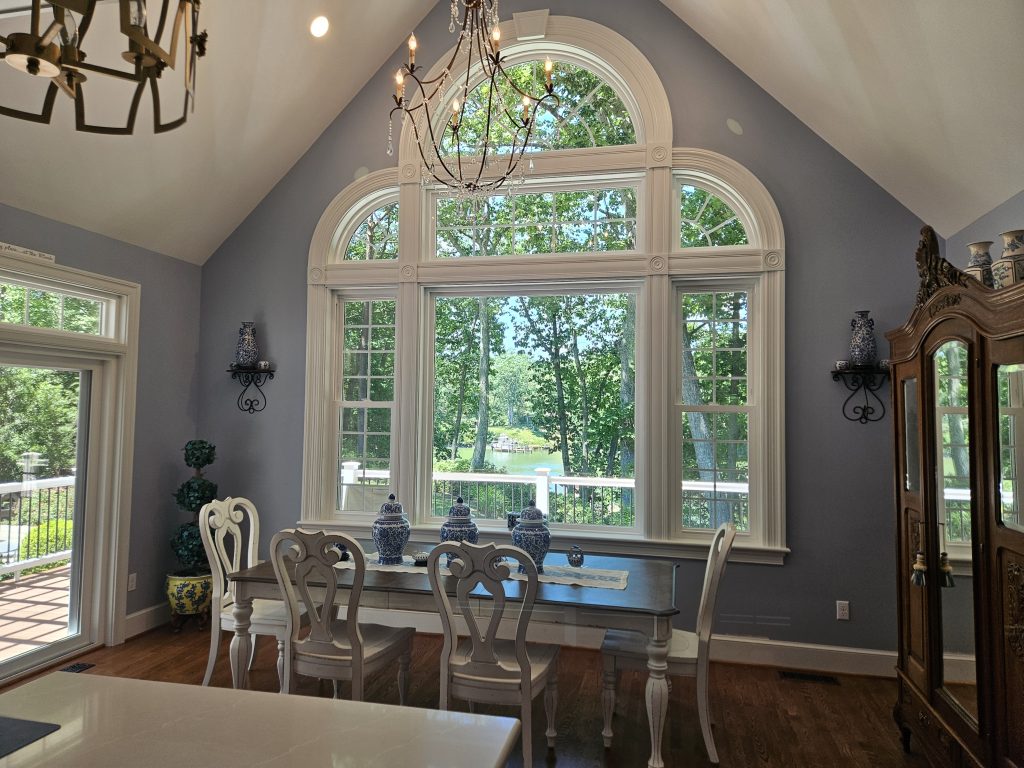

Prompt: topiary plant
xmin=170 ymin=439 xmax=217 ymax=575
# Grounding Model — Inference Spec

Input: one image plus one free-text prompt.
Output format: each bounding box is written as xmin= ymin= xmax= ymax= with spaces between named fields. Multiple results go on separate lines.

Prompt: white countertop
xmin=0 ymin=672 xmax=519 ymax=767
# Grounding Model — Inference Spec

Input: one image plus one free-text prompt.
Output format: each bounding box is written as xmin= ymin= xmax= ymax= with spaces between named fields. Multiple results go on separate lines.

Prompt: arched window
xmin=343 ymin=202 xmax=399 ymax=261
xmin=680 ymin=186 xmax=748 ymax=248
xmin=446 ymin=60 xmax=636 ymax=156
xmin=303 ymin=18 xmax=786 ymax=563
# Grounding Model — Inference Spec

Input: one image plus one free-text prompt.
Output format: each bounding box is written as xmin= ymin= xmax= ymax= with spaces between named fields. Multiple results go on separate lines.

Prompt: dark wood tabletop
xmin=231 ymin=551 xmax=678 ymax=619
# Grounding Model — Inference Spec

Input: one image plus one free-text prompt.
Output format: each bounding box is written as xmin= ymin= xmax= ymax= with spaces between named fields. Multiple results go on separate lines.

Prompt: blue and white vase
xmin=965 ymin=241 xmax=995 ymax=289
xmin=511 ymin=499 xmax=550 ymax=574
xmin=371 ymin=493 xmax=410 ymax=565
xmin=1000 ymin=230 xmax=1024 ymax=287
xmin=235 ymin=322 xmax=259 ymax=368
xmin=848 ymin=310 xmax=878 ymax=367
xmin=439 ymin=496 xmax=479 ymax=566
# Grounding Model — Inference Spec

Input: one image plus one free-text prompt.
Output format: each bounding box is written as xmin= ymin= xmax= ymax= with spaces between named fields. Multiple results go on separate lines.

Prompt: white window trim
xmin=0 ymin=251 xmax=140 ymax=677
xmin=302 ymin=17 xmax=786 ymax=564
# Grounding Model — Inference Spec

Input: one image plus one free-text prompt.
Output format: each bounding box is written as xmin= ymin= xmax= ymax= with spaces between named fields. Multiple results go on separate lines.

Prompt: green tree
xmin=0 ymin=366 xmax=80 ymax=481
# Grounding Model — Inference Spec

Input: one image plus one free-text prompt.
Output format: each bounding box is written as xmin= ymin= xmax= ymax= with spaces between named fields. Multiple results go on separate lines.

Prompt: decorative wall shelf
xmin=831 ymin=365 xmax=890 ymax=424
xmin=228 ymin=367 xmax=275 ymax=414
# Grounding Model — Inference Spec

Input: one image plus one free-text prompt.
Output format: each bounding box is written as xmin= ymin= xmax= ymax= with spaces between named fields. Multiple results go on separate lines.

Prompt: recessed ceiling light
xmin=310 ymin=16 xmax=330 ymax=38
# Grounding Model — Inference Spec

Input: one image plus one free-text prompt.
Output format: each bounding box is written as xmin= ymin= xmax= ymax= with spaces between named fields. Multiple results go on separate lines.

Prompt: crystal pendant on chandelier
xmin=388 ymin=0 xmax=559 ymax=195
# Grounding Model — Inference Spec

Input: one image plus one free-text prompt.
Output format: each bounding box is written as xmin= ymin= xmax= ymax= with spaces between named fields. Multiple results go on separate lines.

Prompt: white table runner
xmin=335 ymin=555 xmax=628 ymax=590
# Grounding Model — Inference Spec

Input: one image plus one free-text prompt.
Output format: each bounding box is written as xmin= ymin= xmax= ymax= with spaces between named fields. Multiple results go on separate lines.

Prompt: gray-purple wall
xmin=196 ymin=0 xmax=931 ymax=650
xmin=0 ymin=202 xmax=201 ymax=614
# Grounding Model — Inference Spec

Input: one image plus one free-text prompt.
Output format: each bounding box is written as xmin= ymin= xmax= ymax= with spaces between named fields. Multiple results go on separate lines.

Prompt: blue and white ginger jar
xmin=848 ymin=310 xmax=878 ymax=367
xmin=371 ymin=493 xmax=410 ymax=565
xmin=511 ymin=499 xmax=550 ymax=574
xmin=235 ymin=322 xmax=259 ymax=367
xmin=439 ymin=496 xmax=478 ymax=566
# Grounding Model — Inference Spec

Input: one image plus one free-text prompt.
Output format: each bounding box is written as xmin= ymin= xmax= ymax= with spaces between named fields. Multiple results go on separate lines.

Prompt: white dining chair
xmin=600 ymin=522 xmax=736 ymax=764
xmin=428 ymin=540 xmax=559 ymax=768
xmin=269 ymin=528 xmax=414 ymax=702
xmin=199 ymin=497 xmax=292 ymax=687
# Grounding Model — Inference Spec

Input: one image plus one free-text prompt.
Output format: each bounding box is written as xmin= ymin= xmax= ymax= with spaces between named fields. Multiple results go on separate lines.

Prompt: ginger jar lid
xmin=377 ymin=493 xmax=405 ymax=518
xmin=447 ymin=496 xmax=472 ymax=520
xmin=518 ymin=499 xmax=546 ymax=523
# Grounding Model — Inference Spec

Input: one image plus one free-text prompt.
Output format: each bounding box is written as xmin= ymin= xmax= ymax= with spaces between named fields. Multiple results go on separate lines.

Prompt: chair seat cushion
xmin=451 ymin=637 xmax=559 ymax=688
xmin=602 ymin=628 xmax=698 ymax=665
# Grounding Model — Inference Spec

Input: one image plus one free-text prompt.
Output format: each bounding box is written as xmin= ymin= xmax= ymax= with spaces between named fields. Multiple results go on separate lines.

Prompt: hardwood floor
xmin=6 ymin=626 xmax=932 ymax=767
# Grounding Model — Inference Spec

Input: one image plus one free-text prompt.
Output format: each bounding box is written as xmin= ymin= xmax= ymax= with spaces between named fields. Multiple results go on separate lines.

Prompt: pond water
xmin=453 ymin=446 xmax=564 ymax=476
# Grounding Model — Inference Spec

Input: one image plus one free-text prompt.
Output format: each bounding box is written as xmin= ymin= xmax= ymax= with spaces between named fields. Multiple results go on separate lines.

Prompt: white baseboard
xmin=124 ymin=603 xmax=170 ymax=639
xmin=122 ymin=602 xmax=971 ymax=682
xmin=710 ymin=635 xmax=898 ymax=677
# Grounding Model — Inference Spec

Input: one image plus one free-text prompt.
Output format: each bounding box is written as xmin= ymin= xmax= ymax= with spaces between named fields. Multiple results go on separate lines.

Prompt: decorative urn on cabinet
xmin=371 ymin=493 xmax=410 ymax=565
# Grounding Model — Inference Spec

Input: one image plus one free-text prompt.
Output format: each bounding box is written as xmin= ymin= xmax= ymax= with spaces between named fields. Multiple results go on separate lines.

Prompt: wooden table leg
xmin=645 ymin=619 xmax=671 ymax=768
xmin=228 ymin=596 xmax=253 ymax=689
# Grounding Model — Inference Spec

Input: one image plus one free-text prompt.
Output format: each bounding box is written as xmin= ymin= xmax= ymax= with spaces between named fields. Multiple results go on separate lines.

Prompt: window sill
xmin=299 ymin=518 xmax=789 ymax=565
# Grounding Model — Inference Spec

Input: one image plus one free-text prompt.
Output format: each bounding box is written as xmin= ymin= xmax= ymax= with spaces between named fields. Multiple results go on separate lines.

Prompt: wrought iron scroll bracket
xmin=228 ymin=368 xmax=275 ymax=414
xmin=831 ymin=366 xmax=890 ymax=424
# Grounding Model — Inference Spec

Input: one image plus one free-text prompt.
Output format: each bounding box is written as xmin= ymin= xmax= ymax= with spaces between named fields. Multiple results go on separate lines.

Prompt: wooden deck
xmin=0 ymin=565 xmax=70 ymax=664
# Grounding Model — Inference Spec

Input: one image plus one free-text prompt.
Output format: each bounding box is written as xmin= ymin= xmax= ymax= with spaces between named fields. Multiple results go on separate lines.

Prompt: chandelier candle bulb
xmin=388 ymin=0 xmax=559 ymax=193
xmin=395 ymin=70 xmax=405 ymax=101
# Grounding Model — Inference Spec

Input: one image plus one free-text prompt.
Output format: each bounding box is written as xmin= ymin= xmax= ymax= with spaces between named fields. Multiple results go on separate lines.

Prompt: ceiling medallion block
xmin=0 ymin=0 xmax=208 ymax=134
xmin=388 ymin=0 xmax=559 ymax=195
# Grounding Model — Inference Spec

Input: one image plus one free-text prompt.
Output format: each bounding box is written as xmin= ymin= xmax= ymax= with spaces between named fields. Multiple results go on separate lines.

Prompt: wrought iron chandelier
xmin=0 ymin=0 xmax=207 ymax=134
xmin=388 ymin=0 xmax=557 ymax=194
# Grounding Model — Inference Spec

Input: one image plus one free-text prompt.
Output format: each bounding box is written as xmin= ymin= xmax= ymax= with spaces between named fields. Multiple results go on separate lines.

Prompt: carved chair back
xmin=427 ymin=541 xmax=538 ymax=684
xmin=269 ymin=529 xmax=365 ymax=661
xmin=199 ymin=497 xmax=261 ymax=613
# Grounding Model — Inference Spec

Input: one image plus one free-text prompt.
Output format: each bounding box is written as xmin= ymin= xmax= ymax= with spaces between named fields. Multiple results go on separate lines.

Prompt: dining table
xmin=229 ymin=550 xmax=679 ymax=768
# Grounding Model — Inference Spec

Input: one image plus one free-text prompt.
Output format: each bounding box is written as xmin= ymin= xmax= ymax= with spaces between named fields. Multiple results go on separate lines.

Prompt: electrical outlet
xmin=127 ymin=572 xmax=137 ymax=591
xmin=836 ymin=600 xmax=850 ymax=621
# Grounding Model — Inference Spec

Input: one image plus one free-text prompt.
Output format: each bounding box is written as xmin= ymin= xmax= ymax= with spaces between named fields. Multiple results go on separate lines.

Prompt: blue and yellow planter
xmin=165 ymin=572 xmax=212 ymax=632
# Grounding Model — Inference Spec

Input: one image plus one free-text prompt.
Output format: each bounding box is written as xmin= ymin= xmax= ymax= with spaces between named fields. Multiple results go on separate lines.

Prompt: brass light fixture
xmin=0 ymin=0 xmax=207 ymax=134
xmin=388 ymin=0 xmax=557 ymax=194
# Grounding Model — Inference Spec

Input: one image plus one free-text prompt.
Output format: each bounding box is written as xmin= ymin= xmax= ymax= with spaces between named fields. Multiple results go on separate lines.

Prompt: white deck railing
xmin=0 ymin=475 xmax=75 ymax=580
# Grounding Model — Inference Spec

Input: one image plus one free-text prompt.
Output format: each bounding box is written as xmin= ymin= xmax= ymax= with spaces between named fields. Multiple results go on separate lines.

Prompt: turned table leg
xmin=228 ymin=596 xmax=253 ymax=690
xmin=645 ymin=619 xmax=672 ymax=768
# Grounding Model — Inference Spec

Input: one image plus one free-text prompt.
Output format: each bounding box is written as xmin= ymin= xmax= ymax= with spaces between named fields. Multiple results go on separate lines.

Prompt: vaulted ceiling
xmin=1 ymin=1 xmax=1021 ymax=264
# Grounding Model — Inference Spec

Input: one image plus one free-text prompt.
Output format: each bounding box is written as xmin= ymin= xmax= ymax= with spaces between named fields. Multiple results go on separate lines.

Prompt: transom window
xmin=303 ymin=22 xmax=786 ymax=562
xmin=0 ymin=280 xmax=105 ymax=335
xmin=435 ymin=187 xmax=637 ymax=257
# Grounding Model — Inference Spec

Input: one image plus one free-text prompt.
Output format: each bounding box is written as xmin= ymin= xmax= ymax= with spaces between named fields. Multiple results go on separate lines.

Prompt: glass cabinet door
xmin=998 ymin=364 xmax=1023 ymax=533
xmin=933 ymin=339 xmax=978 ymax=723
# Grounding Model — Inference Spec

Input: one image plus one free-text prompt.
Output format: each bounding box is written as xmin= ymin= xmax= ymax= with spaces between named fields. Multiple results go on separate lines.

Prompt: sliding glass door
xmin=0 ymin=363 xmax=91 ymax=673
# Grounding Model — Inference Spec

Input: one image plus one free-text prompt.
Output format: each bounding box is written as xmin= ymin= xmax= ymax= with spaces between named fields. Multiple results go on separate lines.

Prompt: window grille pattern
xmin=680 ymin=290 xmax=750 ymax=530
xmin=338 ymin=299 xmax=395 ymax=514
xmin=443 ymin=60 xmax=636 ymax=157
xmin=680 ymin=185 xmax=748 ymax=248
xmin=0 ymin=282 xmax=103 ymax=335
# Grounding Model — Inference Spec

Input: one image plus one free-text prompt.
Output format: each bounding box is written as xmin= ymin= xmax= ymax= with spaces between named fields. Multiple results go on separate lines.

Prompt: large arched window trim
xmin=303 ymin=16 xmax=786 ymax=565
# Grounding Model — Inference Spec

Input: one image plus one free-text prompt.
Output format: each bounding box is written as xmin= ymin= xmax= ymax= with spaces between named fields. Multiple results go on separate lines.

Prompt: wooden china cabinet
xmin=888 ymin=226 xmax=1024 ymax=768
